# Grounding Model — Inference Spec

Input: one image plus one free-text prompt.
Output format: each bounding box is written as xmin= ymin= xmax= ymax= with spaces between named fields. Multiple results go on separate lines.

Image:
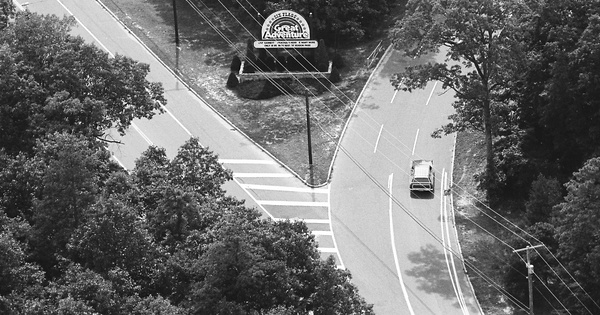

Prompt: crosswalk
xmin=221 ymin=158 xmax=344 ymax=269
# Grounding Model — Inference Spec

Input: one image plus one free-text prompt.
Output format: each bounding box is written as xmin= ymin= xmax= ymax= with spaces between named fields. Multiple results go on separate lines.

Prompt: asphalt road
xmin=17 ymin=0 xmax=343 ymax=265
xmin=16 ymin=0 xmax=482 ymax=313
xmin=330 ymin=49 xmax=483 ymax=314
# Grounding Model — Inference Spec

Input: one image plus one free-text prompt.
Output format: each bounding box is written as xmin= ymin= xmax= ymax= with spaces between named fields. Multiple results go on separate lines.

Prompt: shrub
xmin=329 ymin=67 xmax=341 ymax=83
xmin=332 ymin=53 xmax=345 ymax=69
xmin=226 ymin=73 xmax=239 ymax=88
xmin=230 ymin=56 xmax=241 ymax=72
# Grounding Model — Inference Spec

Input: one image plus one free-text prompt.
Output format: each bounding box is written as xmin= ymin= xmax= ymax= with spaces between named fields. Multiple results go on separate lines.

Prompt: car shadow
xmin=410 ymin=190 xmax=435 ymax=200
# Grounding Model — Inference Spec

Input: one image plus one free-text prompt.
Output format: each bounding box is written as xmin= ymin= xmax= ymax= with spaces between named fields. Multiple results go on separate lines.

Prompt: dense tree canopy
xmin=0 ymin=11 xmax=165 ymax=154
xmin=553 ymin=157 xmax=600 ymax=313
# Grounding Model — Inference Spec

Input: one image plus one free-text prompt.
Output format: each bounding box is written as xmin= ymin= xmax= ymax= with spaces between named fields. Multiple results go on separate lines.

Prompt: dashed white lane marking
xmin=258 ymin=200 xmax=329 ymax=207
xmin=220 ymin=159 xmax=277 ymax=164
xmin=240 ymin=184 xmax=328 ymax=193
xmin=391 ymin=89 xmax=398 ymax=103
xmin=233 ymin=173 xmax=294 ymax=178
xmin=412 ymin=129 xmax=419 ymax=156
xmin=374 ymin=124 xmax=384 ymax=153
xmin=426 ymin=81 xmax=438 ymax=106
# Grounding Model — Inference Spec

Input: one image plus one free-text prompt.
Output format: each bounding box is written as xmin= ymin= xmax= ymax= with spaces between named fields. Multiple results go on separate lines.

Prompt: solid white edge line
xmin=374 ymin=124 xmax=384 ymax=153
xmin=391 ymin=89 xmax=398 ymax=103
xmin=440 ymin=170 xmax=464 ymax=314
xmin=412 ymin=129 xmax=420 ymax=156
xmin=388 ymin=173 xmax=415 ymax=315
xmin=444 ymin=170 xmax=469 ymax=314
xmin=327 ymin=184 xmax=345 ymax=269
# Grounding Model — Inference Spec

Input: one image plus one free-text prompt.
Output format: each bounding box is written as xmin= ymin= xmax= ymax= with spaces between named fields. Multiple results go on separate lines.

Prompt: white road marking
xmin=412 ymin=129 xmax=420 ymax=156
xmin=374 ymin=124 xmax=384 ymax=153
xmin=233 ymin=173 xmax=294 ymax=178
xmin=318 ymin=247 xmax=338 ymax=253
xmin=273 ymin=218 xmax=330 ymax=224
xmin=327 ymin=184 xmax=345 ymax=269
xmin=257 ymin=200 xmax=328 ymax=207
xmin=388 ymin=174 xmax=415 ymax=315
xmin=440 ymin=170 xmax=469 ymax=315
xmin=219 ymin=159 xmax=277 ymax=164
xmin=426 ymin=81 xmax=438 ymax=106
xmin=239 ymin=184 xmax=328 ymax=193
xmin=131 ymin=123 xmax=153 ymax=145
xmin=391 ymin=89 xmax=398 ymax=103
xmin=312 ymin=230 xmax=333 ymax=236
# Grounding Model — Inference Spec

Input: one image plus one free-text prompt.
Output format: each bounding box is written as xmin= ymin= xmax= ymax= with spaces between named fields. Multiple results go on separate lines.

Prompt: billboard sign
xmin=254 ymin=10 xmax=318 ymax=49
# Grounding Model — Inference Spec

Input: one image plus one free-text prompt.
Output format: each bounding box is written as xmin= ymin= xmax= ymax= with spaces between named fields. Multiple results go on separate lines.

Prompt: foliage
xmin=329 ymin=67 xmax=341 ymax=83
xmin=0 ymin=12 xmax=165 ymax=154
xmin=263 ymin=0 xmax=398 ymax=45
xmin=552 ymin=157 xmax=600 ymax=313
xmin=515 ymin=0 xmax=600 ymax=183
xmin=525 ymin=175 xmax=562 ymax=225
xmin=0 ymin=0 xmax=14 ymax=29
xmin=230 ymin=55 xmax=241 ymax=72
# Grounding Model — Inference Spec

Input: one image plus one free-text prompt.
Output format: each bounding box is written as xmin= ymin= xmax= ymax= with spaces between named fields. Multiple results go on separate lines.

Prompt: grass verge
xmin=453 ymin=131 xmax=513 ymax=314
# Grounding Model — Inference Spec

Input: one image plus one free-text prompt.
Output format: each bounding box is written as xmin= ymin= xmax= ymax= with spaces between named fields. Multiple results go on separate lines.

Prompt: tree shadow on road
xmin=405 ymin=244 xmax=464 ymax=308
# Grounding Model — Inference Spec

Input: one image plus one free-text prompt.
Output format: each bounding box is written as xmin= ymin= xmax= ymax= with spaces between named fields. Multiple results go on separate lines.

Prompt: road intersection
xmin=16 ymin=0 xmax=482 ymax=313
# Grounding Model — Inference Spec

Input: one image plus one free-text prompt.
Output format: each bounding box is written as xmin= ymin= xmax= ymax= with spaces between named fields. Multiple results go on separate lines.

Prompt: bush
xmin=525 ymin=174 xmax=562 ymax=224
xmin=276 ymin=56 xmax=287 ymax=72
xmin=226 ymin=73 xmax=239 ymax=88
xmin=332 ymin=53 xmax=345 ymax=69
xmin=230 ymin=56 xmax=241 ymax=72
xmin=329 ymin=67 xmax=341 ymax=83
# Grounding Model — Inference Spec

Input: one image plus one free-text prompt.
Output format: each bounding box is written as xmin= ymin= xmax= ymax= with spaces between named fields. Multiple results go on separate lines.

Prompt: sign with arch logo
xmin=254 ymin=10 xmax=318 ymax=49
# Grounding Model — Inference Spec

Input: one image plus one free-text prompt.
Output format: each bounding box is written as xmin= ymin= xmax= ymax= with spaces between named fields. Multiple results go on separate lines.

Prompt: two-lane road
xmin=330 ymin=49 xmax=482 ymax=314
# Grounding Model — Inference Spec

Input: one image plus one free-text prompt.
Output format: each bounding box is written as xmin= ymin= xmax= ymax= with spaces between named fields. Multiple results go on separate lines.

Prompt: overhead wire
xmin=174 ymin=0 xmax=596 ymax=312
xmin=191 ymin=0 xmax=526 ymax=305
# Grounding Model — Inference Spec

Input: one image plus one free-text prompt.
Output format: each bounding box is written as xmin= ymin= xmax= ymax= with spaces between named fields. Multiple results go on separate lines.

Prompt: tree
xmin=525 ymin=174 xmax=562 ymax=225
xmin=0 ymin=12 xmax=165 ymax=154
xmin=0 ymin=0 xmax=14 ymax=29
xmin=390 ymin=0 xmax=530 ymax=197
xmin=67 ymin=198 xmax=163 ymax=292
xmin=515 ymin=0 xmax=600 ymax=182
xmin=29 ymin=133 xmax=113 ymax=273
xmin=0 ymin=211 xmax=46 ymax=314
xmin=553 ymin=157 xmax=600 ymax=313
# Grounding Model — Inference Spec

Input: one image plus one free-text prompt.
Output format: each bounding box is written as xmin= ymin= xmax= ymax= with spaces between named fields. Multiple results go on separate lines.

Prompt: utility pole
xmin=305 ymin=94 xmax=313 ymax=167
xmin=172 ymin=0 xmax=181 ymax=71
xmin=514 ymin=244 xmax=544 ymax=315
